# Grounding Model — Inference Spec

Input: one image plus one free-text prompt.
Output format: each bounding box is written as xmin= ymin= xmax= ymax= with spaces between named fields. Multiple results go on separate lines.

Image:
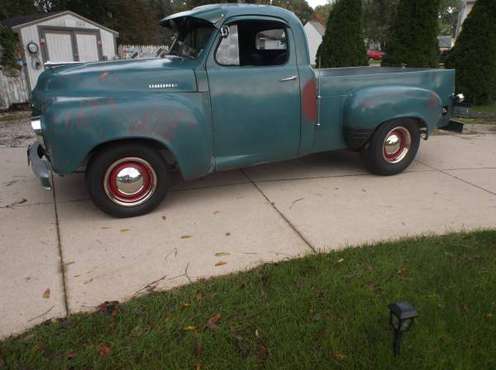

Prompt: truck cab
xmin=161 ymin=5 xmax=320 ymax=170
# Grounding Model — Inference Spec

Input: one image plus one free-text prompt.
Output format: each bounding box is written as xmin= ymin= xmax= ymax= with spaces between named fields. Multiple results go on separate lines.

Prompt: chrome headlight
xmin=31 ymin=118 xmax=41 ymax=132
xmin=31 ymin=117 xmax=45 ymax=147
xmin=455 ymin=93 xmax=465 ymax=104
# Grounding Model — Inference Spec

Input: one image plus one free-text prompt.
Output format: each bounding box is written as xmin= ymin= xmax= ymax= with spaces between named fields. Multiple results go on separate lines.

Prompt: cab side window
xmin=215 ymin=20 xmax=289 ymax=67
xmin=215 ymin=24 xmax=241 ymax=66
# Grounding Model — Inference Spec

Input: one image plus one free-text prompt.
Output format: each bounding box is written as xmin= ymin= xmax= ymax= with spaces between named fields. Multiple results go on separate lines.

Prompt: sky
xmin=307 ymin=0 xmax=330 ymax=8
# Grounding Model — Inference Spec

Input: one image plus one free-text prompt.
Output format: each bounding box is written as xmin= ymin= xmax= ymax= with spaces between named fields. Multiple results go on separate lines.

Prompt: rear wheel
xmin=86 ymin=144 xmax=169 ymax=217
xmin=361 ymin=119 xmax=421 ymax=176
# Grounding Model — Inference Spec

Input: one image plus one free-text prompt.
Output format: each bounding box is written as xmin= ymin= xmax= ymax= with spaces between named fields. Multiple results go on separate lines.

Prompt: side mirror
xmin=220 ymin=25 xmax=230 ymax=38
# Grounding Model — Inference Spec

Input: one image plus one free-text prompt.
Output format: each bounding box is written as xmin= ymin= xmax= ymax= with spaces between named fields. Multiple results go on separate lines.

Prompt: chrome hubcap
xmin=104 ymin=157 xmax=157 ymax=207
xmin=383 ymin=127 xmax=411 ymax=164
xmin=115 ymin=167 xmax=144 ymax=196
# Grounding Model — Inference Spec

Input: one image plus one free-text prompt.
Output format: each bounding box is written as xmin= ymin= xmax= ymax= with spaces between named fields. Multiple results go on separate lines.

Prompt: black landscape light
xmin=388 ymin=302 xmax=418 ymax=356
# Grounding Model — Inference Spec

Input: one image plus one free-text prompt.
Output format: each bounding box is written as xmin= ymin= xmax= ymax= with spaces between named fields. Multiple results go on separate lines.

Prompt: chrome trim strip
xmin=280 ymin=75 xmax=298 ymax=82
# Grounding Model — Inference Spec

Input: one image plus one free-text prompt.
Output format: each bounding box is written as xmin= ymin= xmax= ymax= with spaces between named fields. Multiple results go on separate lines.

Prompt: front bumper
xmin=437 ymin=94 xmax=466 ymax=133
xmin=27 ymin=142 xmax=52 ymax=190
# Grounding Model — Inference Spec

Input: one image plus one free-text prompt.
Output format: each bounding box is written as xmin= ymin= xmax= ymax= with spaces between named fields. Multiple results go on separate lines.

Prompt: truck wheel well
xmin=84 ymin=138 xmax=179 ymax=173
xmin=365 ymin=117 xmax=428 ymax=149
xmin=395 ymin=117 xmax=428 ymax=139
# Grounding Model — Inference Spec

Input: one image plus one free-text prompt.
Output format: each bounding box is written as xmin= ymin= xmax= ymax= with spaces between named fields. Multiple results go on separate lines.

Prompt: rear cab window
xmin=215 ymin=20 xmax=289 ymax=67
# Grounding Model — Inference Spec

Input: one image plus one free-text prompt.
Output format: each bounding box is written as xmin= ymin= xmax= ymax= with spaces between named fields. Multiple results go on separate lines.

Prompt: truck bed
xmin=313 ymin=66 xmax=455 ymax=152
xmin=316 ymin=66 xmax=455 ymax=106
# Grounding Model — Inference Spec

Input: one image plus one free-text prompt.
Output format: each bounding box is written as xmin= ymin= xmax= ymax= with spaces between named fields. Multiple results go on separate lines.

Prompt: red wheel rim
xmin=383 ymin=127 xmax=412 ymax=164
xmin=103 ymin=157 xmax=157 ymax=206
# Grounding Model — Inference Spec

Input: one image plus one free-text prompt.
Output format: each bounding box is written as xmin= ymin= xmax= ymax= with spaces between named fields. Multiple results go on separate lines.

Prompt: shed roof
xmin=1 ymin=10 xmax=119 ymax=35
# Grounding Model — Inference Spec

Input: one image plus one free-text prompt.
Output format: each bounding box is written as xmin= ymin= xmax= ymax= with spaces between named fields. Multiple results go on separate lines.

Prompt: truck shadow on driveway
xmin=55 ymin=150 xmax=367 ymax=209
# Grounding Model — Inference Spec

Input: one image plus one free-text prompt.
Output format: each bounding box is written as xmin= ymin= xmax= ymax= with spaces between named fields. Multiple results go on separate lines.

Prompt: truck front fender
xmin=343 ymin=85 xmax=443 ymax=149
xmin=43 ymin=92 xmax=213 ymax=179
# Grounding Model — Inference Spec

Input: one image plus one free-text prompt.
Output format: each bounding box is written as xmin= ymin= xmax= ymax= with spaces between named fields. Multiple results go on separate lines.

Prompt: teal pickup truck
xmin=28 ymin=4 xmax=464 ymax=217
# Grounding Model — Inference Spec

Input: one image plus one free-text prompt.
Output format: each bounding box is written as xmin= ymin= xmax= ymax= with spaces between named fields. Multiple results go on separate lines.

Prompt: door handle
xmin=280 ymin=75 xmax=298 ymax=82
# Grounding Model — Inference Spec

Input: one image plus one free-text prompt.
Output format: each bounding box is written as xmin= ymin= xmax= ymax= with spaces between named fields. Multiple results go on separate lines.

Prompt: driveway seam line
xmin=251 ymin=169 xmax=436 ymax=183
xmin=417 ymin=160 xmax=496 ymax=196
xmin=240 ymin=169 xmax=317 ymax=254
xmin=438 ymin=167 xmax=496 ymax=171
xmin=50 ymin=173 xmax=70 ymax=317
xmin=168 ymin=168 xmax=437 ymax=192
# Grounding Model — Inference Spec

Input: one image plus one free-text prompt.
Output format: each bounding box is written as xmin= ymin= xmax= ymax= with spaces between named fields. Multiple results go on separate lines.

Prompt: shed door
xmin=76 ymin=33 xmax=100 ymax=62
xmin=45 ymin=32 xmax=75 ymax=62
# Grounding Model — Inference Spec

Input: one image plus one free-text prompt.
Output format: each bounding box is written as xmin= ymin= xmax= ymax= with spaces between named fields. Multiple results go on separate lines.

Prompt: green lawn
xmin=1 ymin=231 xmax=496 ymax=369
xmin=471 ymin=103 xmax=496 ymax=114
xmin=457 ymin=117 xmax=496 ymax=126
xmin=456 ymin=103 xmax=496 ymax=125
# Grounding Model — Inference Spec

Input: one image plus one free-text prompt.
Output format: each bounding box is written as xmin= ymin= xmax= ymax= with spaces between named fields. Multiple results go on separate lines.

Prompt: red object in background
xmin=367 ymin=50 xmax=385 ymax=61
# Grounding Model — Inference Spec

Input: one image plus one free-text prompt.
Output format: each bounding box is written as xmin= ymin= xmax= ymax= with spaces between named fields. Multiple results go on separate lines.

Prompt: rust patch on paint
xmin=302 ymin=79 xmax=317 ymax=123
xmin=360 ymin=99 xmax=376 ymax=110
xmin=428 ymin=92 xmax=439 ymax=109
xmin=99 ymin=72 xmax=110 ymax=81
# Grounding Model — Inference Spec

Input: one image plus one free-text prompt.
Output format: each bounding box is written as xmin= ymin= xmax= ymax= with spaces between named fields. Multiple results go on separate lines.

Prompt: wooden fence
xmin=0 ymin=67 xmax=30 ymax=111
xmin=118 ymin=44 xmax=169 ymax=60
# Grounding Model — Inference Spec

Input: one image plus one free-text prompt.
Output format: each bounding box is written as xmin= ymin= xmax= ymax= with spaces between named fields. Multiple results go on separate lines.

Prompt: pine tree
xmin=0 ymin=25 xmax=19 ymax=70
xmin=363 ymin=0 xmax=400 ymax=50
xmin=382 ymin=0 xmax=440 ymax=67
xmin=0 ymin=0 xmax=36 ymax=70
xmin=271 ymin=0 xmax=314 ymax=24
xmin=445 ymin=0 xmax=496 ymax=104
xmin=0 ymin=0 xmax=37 ymax=20
xmin=316 ymin=0 xmax=368 ymax=68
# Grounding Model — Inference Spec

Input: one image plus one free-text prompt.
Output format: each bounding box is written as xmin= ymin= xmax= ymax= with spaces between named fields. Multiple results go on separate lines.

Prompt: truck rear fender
xmin=43 ymin=93 xmax=214 ymax=179
xmin=343 ymin=85 xmax=443 ymax=149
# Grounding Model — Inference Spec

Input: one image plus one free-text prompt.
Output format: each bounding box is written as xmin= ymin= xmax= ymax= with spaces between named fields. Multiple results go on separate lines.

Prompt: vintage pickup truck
xmin=28 ymin=4 xmax=463 ymax=217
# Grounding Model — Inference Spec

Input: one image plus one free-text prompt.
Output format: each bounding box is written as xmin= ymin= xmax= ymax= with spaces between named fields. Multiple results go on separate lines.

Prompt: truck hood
xmin=33 ymin=57 xmax=198 ymax=100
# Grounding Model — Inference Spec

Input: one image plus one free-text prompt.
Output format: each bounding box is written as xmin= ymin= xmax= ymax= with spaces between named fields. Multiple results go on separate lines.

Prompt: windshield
xmin=168 ymin=19 xmax=215 ymax=59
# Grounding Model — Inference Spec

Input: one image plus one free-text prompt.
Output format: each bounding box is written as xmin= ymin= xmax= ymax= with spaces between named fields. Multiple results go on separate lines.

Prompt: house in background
xmin=456 ymin=0 xmax=476 ymax=37
xmin=438 ymin=35 xmax=454 ymax=51
xmin=1 ymin=11 xmax=118 ymax=91
xmin=304 ymin=20 xmax=325 ymax=66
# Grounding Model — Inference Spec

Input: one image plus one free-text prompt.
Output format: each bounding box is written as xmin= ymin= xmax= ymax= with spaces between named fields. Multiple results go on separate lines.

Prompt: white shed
xmin=456 ymin=0 xmax=476 ymax=37
xmin=2 ymin=11 xmax=118 ymax=90
xmin=304 ymin=20 xmax=325 ymax=66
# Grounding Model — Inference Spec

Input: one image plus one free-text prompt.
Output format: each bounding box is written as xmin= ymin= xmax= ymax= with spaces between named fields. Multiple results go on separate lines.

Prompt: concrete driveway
xmin=1 ymin=127 xmax=495 ymax=338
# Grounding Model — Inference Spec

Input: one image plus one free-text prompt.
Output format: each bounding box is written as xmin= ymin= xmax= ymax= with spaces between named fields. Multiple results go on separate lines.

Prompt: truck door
xmin=206 ymin=18 xmax=301 ymax=170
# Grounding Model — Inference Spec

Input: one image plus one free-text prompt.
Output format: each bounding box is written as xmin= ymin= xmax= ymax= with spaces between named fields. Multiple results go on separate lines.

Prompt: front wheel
xmin=361 ymin=119 xmax=421 ymax=176
xmin=86 ymin=144 xmax=169 ymax=217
